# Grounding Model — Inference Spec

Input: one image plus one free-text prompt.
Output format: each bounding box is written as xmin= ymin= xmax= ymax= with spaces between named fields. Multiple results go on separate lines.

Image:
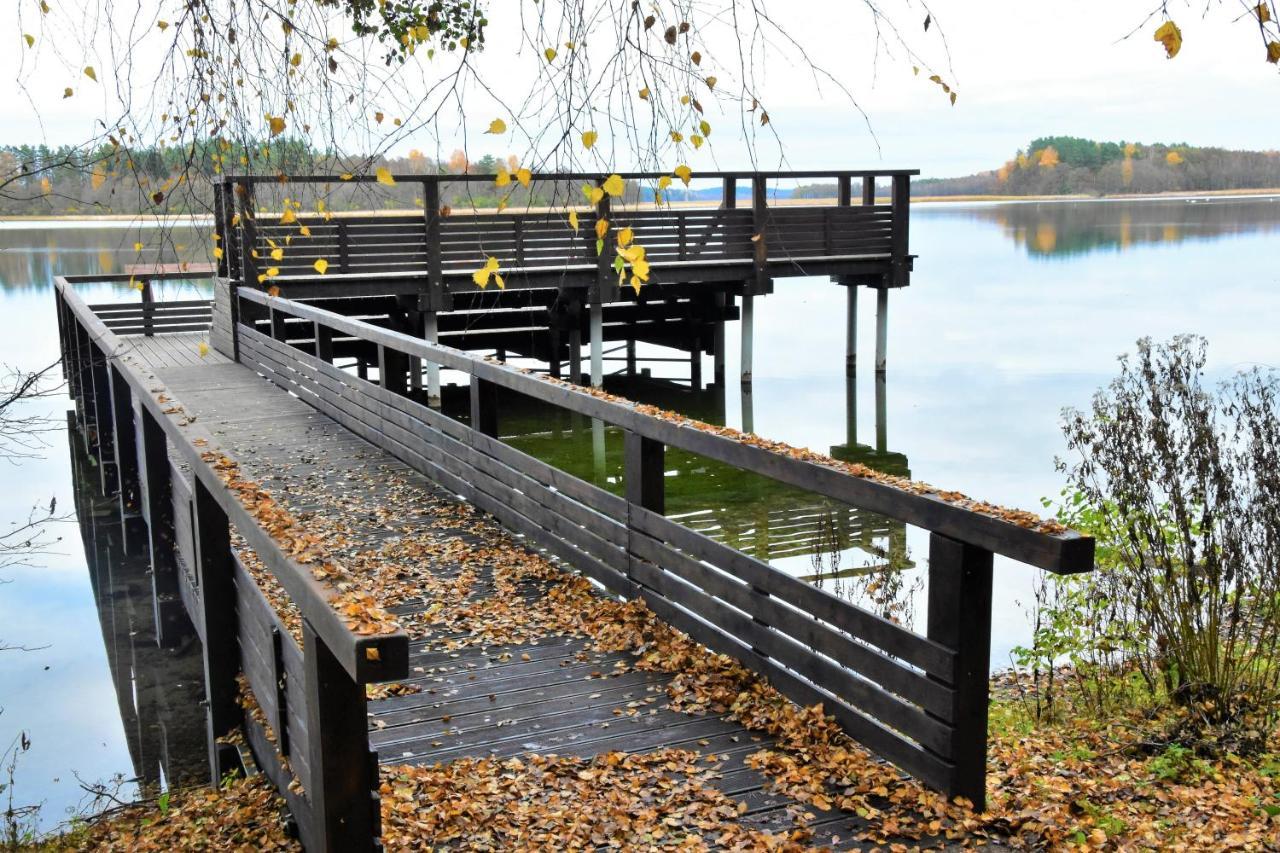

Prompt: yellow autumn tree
xmin=1038 ymin=146 xmax=1061 ymax=168
xmin=1166 ymin=150 xmax=1185 ymax=166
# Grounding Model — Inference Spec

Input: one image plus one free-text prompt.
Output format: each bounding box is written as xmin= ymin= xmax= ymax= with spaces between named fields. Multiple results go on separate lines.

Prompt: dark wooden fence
xmin=56 ymin=277 xmax=409 ymax=853
xmin=213 ymin=170 xmax=917 ymax=305
xmin=232 ymin=285 xmax=1093 ymax=813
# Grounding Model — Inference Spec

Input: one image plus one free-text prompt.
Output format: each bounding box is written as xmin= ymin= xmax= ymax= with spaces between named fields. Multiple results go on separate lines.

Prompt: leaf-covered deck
xmin=138 ymin=347 xmax=878 ymax=847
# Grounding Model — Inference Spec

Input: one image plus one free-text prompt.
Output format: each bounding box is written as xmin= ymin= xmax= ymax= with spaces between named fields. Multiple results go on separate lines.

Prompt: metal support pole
xmin=875 ymin=286 xmax=888 ymax=374
xmin=589 ymin=301 xmax=604 ymax=388
xmin=876 ymin=371 xmax=888 ymax=452
xmin=424 ymin=310 xmax=441 ymax=408
xmin=740 ymin=292 xmax=754 ymax=386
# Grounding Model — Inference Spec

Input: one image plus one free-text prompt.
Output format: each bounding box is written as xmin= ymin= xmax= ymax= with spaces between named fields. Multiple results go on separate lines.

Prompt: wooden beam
xmin=193 ymin=475 xmax=242 ymax=781
xmin=926 ymin=533 xmax=993 ymax=811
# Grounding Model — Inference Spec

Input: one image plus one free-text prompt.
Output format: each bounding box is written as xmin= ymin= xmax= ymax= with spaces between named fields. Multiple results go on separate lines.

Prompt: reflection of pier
xmin=481 ymin=367 xmax=912 ymax=574
xmin=65 ymin=413 xmax=207 ymax=793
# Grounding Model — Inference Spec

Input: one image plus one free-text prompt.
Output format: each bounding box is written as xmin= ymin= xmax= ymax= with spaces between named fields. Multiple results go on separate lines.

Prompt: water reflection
xmin=0 ymin=221 xmax=206 ymax=292
xmin=486 ymin=369 xmax=915 ymax=618
xmin=65 ymin=413 xmax=208 ymax=793
xmin=923 ymin=195 xmax=1280 ymax=259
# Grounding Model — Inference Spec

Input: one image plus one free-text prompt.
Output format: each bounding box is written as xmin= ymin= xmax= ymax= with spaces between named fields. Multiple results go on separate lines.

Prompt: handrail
xmin=223 ymin=168 xmax=920 ymax=185
xmin=55 ymin=276 xmax=410 ymax=683
xmin=237 ymin=286 xmax=1093 ymax=574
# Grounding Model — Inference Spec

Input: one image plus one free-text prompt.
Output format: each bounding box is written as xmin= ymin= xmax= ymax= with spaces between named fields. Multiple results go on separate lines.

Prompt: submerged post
xmin=875 ymin=286 xmax=888 ymax=374
xmin=589 ymin=302 xmax=604 ymax=388
xmin=740 ymin=291 xmax=754 ymax=386
xmin=423 ymin=311 xmax=441 ymax=408
xmin=846 ymin=283 xmax=858 ymax=375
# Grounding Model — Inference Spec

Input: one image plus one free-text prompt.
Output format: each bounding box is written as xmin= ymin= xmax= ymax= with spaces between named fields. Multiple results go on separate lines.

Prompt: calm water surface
xmin=1 ymin=196 xmax=1279 ymax=829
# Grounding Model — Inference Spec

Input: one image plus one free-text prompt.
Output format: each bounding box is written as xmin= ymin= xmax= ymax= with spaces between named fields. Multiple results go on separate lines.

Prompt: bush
xmin=1020 ymin=336 xmax=1280 ymax=752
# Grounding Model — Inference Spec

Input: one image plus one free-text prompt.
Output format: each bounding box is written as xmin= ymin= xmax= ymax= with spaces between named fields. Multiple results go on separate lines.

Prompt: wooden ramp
xmin=58 ymin=276 xmax=1093 ymax=851
xmin=130 ymin=334 xmax=870 ymax=846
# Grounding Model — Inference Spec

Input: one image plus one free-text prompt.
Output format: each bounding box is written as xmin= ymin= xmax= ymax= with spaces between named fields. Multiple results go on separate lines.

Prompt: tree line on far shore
xmin=791 ymin=136 xmax=1280 ymax=199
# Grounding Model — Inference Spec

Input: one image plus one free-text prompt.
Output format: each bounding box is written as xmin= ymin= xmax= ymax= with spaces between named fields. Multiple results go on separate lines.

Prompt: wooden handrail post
xmin=139 ymin=279 xmax=155 ymax=337
xmin=837 ymin=176 xmax=852 ymax=207
xmin=377 ymin=344 xmax=408 ymax=395
xmin=926 ymin=532 xmax=993 ymax=811
xmin=237 ymin=181 xmax=261 ymax=287
xmin=192 ymin=474 xmax=242 ymax=781
xmin=302 ymin=619 xmax=380 ymax=853
xmin=750 ymin=174 xmax=770 ymax=295
xmin=314 ymin=322 xmax=334 ymax=362
xmin=722 ymin=176 xmax=737 ymax=209
xmin=890 ymin=173 xmax=910 ymax=286
xmin=470 ymin=374 xmax=499 ymax=437
xmin=269 ymin=305 xmax=288 ymax=342
xmin=624 ymin=431 xmax=665 ymax=515
xmin=862 ymin=175 xmax=877 ymax=205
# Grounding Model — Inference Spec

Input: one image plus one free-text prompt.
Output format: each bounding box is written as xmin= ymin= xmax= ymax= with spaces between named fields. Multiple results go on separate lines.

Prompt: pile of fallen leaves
xmin=41 ymin=774 xmax=297 ymax=851
xmin=378 ymin=750 xmax=815 ymax=851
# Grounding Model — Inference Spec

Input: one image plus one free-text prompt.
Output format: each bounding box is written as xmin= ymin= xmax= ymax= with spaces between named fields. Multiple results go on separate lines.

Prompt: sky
xmin=2 ymin=0 xmax=1277 ymax=179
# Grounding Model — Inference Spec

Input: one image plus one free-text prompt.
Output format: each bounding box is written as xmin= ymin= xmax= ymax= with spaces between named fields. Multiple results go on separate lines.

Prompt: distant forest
xmin=0 ymin=142 xmax=574 ymax=216
xmin=792 ymin=136 xmax=1280 ymax=199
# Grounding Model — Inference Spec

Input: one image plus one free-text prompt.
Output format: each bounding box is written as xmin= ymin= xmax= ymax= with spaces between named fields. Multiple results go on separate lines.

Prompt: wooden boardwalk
xmin=57 ymin=252 xmax=1094 ymax=851
xmin=126 ymin=331 xmax=869 ymax=845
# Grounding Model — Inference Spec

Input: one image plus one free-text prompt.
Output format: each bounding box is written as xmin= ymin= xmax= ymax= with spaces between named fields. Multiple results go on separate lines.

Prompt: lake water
xmin=2 ymin=195 xmax=1278 ymax=830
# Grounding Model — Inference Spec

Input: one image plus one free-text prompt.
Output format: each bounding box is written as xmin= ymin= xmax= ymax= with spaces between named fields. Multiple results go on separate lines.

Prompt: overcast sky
xmin=4 ymin=1 xmax=1276 ymax=179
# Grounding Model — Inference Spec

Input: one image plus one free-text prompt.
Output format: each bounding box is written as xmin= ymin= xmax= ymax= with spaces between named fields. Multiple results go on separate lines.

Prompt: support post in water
xmin=875 ymin=286 xmax=888 ymax=374
xmin=740 ymin=290 xmax=754 ymax=386
xmin=846 ymin=282 xmax=858 ymax=375
xmin=590 ymin=301 xmax=604 ymax=388
xmin=192 ymin=475 xmax=241 ymax=781
xmin=423 ymin=310 xmax=441 ymax=408
xmin=926 ymin=532 xmax=994 ymax=811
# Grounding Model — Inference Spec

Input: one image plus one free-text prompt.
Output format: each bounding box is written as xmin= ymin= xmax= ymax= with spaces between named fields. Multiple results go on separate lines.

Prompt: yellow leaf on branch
xmin=568 ymin=209 xmax=579 ymax=231
xmin=544 ymin=47 xmax=557 ymax=61
xmin=376 ymin=167 xmax=396 ymax=186
xmin=674 ymin=164 xmax=692 ymax=185
xmin=268 ymin=115 xmax=286 ymax=136
xmin=270 ymin=247 xmax=284 ymax=261
xmin=198 ymin=341 xmax=210 ymax=358
xmin=313 ymin=259 xmax=329 ymax=274
xmin=581 ymin=130 xmax=598 ymax=150
xmin=23 ymin=34 xmax=34 ymax=48
xmin=516 ymin=168 xmax=532 ymax=188
xmin=594 ymin=218 xmax=609 ymax=240
xmin=83 ymin=66 xmax=97 ymax=81
xmin=1154 ymin=20 xmax=1182 ymax=59
xmin=472 ymin=256 xmax=501 ymax=289
xmin=494 ymin=166 xmax=511 ymax=187
xmin=486 ymin=118 xmax=507 ymax=134
xmin=602 ymin=174 xmax=625 ymax=197
xmin=617 ymin=227 xmax=634 ymax=247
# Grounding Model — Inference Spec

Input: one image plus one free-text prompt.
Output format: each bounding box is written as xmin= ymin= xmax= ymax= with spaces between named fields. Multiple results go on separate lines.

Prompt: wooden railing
xmin=233 ymin=285 xmax=1094 ymax=812
xmin=213 ymin=170 xmax=917 ymax=305
xmin=55 ymin=277 xmax=409 ymax=852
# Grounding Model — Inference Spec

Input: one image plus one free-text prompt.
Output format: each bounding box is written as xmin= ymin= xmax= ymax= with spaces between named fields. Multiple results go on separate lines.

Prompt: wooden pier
xmin=56 ymin=169 xmax=1094 ymax=851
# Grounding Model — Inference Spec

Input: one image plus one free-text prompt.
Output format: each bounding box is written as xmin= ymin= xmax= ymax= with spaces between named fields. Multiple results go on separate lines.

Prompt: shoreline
xmin=1 ymin=186 xmax=1277 ymax=224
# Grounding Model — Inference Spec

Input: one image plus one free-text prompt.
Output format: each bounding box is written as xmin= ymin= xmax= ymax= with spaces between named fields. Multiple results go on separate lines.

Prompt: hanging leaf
xmin=602 ymin=174 xmax=625 ymax=197
xmin=268 ymin=115 xmax=287 ymax=136
xmin=581 ymin=130 xmax=599 ymax=150
xmin=313 ymin=258 xmax=329 ymax=274
xmin=376 ymin=167 xmax=396 ymax=186
xmin=83 ymin=66 xmax=97 ymax=81
xmin=516 ymin=168 xmax=532 ymax=187
xmin=197 ymin=341 xmax=210 ymax=358
xmin=638 ymin=86 xmax=650 ymax=100
xmin=1154 ymin=20 xmax=1183 ymax=58
xmin=471 ymin=256 xmax=501 ymax=288
xmin=594 ymin=218 xmax=609 ymax=240
xmin=674 ymin=164 xmax=692 ymax=185
xmin=270 ymin=247 xmax=284 ymax=261
xmin=494 ymin=166 xmax=512 ymax=187
xmin=544 ymin=47 xmax=557 ymax=61
xmin=23 ymin=34 xmax=34 ymax=48
xmin=157 ymin=20 xmax=169 ymax=31
xmin=568 ymin=209 xmax=579 ymax=231
xmin=279 ymin=208 xmax=298 ymax=225
xmin=486 ymin=118 xmax=507 ymax=134
xmin=617 ymin=227 xmax=634 ymax=247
